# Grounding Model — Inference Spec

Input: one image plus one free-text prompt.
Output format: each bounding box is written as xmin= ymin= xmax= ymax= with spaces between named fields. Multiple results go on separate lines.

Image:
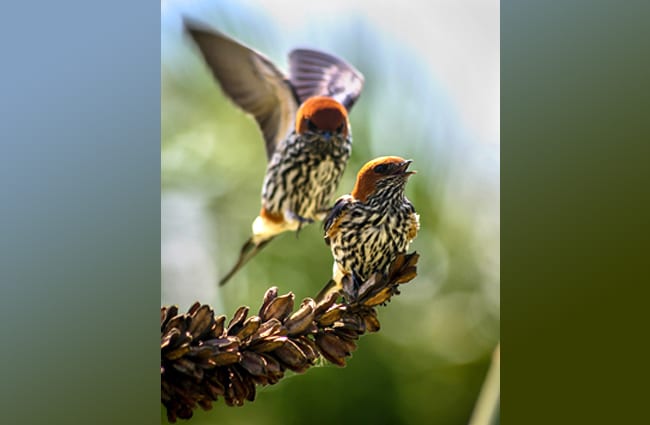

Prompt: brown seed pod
xmin=161 ymin=252 xmax=419 ymax=421
xmin=284 ymin=298 xmax=316 ymax=336
xmin=259 ymin=293 xmax=294 ymax=322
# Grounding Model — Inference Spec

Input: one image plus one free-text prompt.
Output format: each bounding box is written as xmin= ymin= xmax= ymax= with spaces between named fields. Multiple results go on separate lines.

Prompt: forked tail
xmin=218 ymin=236 xmax=275 ymax=286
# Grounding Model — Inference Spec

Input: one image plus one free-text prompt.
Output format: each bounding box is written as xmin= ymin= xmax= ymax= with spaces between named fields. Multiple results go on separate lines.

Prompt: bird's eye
xmin=374 ymin=164 xmax=389 ymax=174
xmin=337 ymin=123 xmax=345 ymax=133
xmin=307 ymin=119 xmax=318 ymax=132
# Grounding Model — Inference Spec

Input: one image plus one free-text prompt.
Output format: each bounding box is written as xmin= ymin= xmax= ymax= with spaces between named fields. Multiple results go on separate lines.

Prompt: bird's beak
xmin=395 ymin=159 xmax=416 ymax=176
xmin=322 ymin=131 xmax=332 ymax=141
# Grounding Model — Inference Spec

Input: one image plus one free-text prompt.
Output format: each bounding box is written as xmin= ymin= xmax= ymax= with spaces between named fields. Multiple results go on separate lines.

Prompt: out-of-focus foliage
xmin=162 ymin=1 xmax=499 ymax=424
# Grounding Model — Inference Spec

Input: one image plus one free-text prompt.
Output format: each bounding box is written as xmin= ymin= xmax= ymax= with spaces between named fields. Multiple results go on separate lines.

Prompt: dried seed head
xmin=284 ymin=298 xmax=316 ymax=336
xmin=361 ymin=286 xmax=394 ymax=307
xmin=317 ymin=306 xmax=345 ymax=326
xmin=212 ymin=315 xmax=226 ymax=338
xmin=251 ymin=318 xmax=285 ymax=340
xmin=161 ymin=252 xmax=419 ymax=420
xmin=259 ymin=293 xmax=294 ymax=322
xmin=161 ymin=305 xmax=178 ymax=328
xmin=356 ymin=272 xmax=383 ymax=299
xmin=165 ymin=315 xmax=191 ymax=336
xmin=361 ymin=309 xmax=381 ymax=333
xmin=227 ymin=306 xmax=250 ymax=334
xmin=273 ymin=339 xmax=310 ymax=372
xmin=240 ymin=351 xmax=267 ymax=376
xmin=314 ymin=290 xmax=339 ymax=316
xmin=393 ymin=267 xmax=417 ymax=284
xmin=259 ymin=287 xmax=279 ymax=315
xmin=187 ymin=301 xmax=201 ymax=316
xmin=293 ymin=336 xmax=320 ymax=363
xmin=211 ymin=351 xmax=240 ymax=367
xmin=315 ymin=332 xmax=349 ymax=367
xmin=235 ymin=316 xmax=261 ymax=342
xmin=248 ymin=336 xmax=287 ymax=353
xmin=188 ymin=305 xmax=217 ymax=340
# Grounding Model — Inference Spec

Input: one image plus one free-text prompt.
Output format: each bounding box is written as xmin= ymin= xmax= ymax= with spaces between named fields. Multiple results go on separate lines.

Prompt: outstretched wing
xmin=324 ymin=195 xmax=353 ymax=245
xmin=288 ymin=49 xmax=364 ymax=111
xmin=184 ymin=19 xmax=299 ymax=160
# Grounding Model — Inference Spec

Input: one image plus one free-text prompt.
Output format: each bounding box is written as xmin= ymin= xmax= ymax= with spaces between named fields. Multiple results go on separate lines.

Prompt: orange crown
xmin=295 ymin=96 xmax=349 ymax=135
xmin=351 ymin=156 xmax=411 ymax=202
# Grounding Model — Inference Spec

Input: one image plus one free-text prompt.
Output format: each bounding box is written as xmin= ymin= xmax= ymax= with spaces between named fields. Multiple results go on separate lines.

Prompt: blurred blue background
xmin=161 ymin=0 xmax=499 ymax=424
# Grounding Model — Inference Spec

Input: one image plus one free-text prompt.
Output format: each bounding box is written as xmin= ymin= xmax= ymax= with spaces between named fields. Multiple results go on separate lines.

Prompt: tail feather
xmin=219 ymin=236 xmax=275 ymax=286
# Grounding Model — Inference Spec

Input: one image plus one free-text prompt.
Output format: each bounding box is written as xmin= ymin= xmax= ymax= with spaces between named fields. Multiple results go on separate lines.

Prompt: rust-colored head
xmin=351 ymin=156 xmax=415 ymax=202
xmin=295 ymin=96 xmax=349 ymax=137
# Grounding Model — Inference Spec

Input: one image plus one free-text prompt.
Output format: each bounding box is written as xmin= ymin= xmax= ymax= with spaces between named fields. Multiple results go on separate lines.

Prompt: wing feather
xmin=288 ymin=49 xmax=364 ymax=110
xmin=324 ymin=195 xmax=353 ymax=245
xmin=184 ymin=19 xmax=299 ymax=160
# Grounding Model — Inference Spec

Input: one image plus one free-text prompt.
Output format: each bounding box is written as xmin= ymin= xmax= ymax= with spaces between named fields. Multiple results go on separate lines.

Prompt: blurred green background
xmin=162 ymin=1 xmax=499 ymax=424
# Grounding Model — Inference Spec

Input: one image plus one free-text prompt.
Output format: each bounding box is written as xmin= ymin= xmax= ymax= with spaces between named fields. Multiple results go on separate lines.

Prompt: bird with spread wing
xmin=184 ymin=19 xmax=365 ymax=285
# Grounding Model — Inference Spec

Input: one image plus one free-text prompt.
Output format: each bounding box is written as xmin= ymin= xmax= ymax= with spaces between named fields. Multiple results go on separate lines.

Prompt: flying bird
xmin=183 ymin=19 xmax=365 ymax=285
xmin=319 ymin=156 xmax=420 ymax=300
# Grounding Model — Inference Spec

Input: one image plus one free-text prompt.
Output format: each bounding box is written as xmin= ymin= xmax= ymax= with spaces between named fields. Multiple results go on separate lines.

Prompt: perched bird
xmin=320 ymin=156 xmax=420 ymax=299
xmin=183 ymin=20 xmax=364 ymax=285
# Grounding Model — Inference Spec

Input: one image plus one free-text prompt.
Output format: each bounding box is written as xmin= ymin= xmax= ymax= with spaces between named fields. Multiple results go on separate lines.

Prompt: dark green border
xmin=503 ymin=1 xmax=650 ymax=424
